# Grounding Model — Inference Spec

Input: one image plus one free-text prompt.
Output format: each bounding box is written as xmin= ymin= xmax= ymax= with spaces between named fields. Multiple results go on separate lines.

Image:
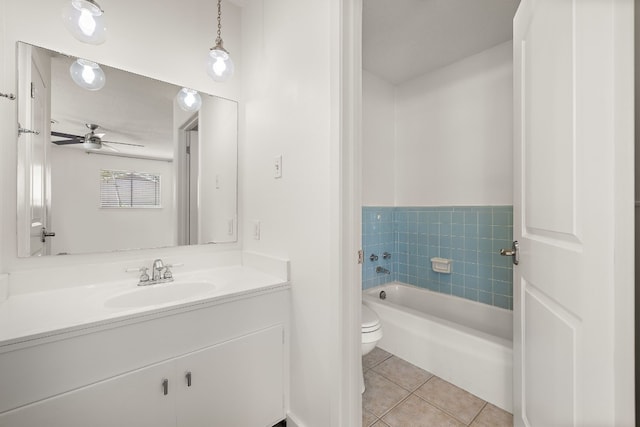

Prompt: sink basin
xmin=105 ymin=281 xmax=216 ymax=308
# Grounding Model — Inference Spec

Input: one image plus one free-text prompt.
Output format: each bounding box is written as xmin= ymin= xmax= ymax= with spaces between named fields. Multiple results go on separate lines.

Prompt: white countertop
xmin=0 ymin=265 xmax=289 ymax=348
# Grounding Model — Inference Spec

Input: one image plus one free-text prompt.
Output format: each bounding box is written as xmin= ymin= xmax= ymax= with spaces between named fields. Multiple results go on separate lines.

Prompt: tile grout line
xmin=369 ymin=352 xmax=394 ymax=369
xmin=407 ymin=382 xmax=487 ymax=426
xmin=406 ymin=390 xmax=470 ymax=426
xmin=376 ymin=392 xmax=416 ymax=426
xmin=466 ymin=401 xmax=488 ymax=426
xmin=369 ymin=367 xmax=435 ymax=394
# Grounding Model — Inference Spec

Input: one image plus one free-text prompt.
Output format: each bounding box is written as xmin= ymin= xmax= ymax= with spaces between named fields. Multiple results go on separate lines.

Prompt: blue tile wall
xmin=362 ymin=206 xmax=513 ymax=310
xmin=362 ymin=207 xmax=397 ymax=289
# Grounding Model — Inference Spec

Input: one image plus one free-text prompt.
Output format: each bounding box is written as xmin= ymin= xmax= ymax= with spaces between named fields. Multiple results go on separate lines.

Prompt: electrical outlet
xmin=274 ymin=155 xmax=282 ymax=179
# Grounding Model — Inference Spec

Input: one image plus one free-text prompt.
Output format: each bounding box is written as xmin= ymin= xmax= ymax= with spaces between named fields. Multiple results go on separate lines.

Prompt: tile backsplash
xmin=362 ymin=206 xmax=513 ymax=310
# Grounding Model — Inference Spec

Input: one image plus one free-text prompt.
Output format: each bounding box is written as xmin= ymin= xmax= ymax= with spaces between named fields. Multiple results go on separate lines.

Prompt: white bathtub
xmin=363 ymin=282 xmax=513 ymax=412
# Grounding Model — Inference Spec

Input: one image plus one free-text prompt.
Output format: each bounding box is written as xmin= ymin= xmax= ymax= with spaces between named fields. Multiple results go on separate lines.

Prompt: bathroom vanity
xmin=0 ymin=256 xmax=289 ymax=427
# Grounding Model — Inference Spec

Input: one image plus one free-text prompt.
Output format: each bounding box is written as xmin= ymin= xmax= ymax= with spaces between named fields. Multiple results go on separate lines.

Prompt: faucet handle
xmin=125 ymin=266 xmax=150 ymax=283
xmin=164 ymin=263 xmax=184 ymax=269
xmin=139 ymin=267 xmax=150 ymax=283
xmin=161 ymin=263 xmax=183 ymax=280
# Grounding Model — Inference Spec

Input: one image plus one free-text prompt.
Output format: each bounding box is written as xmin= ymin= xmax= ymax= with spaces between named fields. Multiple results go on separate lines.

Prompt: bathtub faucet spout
xmin=376 ymin=266 xmax=391 ymax=275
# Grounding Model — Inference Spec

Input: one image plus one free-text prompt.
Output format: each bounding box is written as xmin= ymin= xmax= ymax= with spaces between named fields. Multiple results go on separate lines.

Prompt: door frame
xmin=611 ymin=0 xmax=635 ymax=422
xmin=176 ymin=114 xmax=199 ymax=246
xmin=335 ymin=0 xmax=363 ymax=425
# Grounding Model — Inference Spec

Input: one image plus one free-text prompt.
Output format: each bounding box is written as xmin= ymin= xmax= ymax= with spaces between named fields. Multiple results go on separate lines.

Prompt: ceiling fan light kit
xmin=62 ymin=0 xmax=107 ymax=45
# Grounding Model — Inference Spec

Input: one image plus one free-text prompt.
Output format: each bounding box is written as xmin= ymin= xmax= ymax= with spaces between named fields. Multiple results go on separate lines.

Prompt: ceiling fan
xmin=51 ymin=123 xmax=144 ymax=151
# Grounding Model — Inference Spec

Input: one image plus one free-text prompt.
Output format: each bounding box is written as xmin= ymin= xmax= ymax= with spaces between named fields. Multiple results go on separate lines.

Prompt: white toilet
xmin=361 ymin=303 xmax=383 ymax=393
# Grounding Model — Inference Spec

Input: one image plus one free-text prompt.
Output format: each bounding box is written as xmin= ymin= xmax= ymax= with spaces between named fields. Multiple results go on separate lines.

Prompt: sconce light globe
xmin=176 ymin=88 xmax=202 ymax=112
xmin=70 ymin=59 xmax=106 ymax=91
xmin=206 ymin=47 xmax=234 ymax=82
xmin=62 ymin=0 xmax=107 ymax=45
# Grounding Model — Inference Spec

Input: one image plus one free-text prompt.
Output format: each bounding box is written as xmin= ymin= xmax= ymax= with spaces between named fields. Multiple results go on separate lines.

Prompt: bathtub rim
xmin=363 ymin=282 xmax=513 ymax=348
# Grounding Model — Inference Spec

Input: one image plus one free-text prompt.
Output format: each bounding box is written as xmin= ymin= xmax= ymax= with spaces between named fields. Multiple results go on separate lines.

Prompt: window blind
xmin=100 ymin=169 xmax=161 ymax=208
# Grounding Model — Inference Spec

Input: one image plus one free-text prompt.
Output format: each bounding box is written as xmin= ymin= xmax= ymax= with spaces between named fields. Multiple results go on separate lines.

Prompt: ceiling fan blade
xmin=100 ymin=143 xmax=120 ymax=152
xmin=51 ymin=131 xmax=82 ymax=139
xmin=101 ymin=140 xmax=145 ymax=148
xmin=52 ymin=138 xmax=83 ymax=145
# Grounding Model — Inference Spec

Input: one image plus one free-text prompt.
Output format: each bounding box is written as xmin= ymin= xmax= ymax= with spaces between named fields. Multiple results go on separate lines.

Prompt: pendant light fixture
xmin=69 ymin=59 xmax=106 ymax=91
xmin=62 ymin=0 xmax=107 ymax=45
xmin=206 ymin=0 xmax=234 ymax=82
xmin=176 ymin=88 xmax=202 ymax=112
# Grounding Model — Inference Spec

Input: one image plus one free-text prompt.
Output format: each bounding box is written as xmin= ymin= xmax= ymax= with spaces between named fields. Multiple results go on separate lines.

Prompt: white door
xmin=17 ymin=43 xmax=51 ymax=257
xmin=513 ymin=0 xmax=634 ymax=426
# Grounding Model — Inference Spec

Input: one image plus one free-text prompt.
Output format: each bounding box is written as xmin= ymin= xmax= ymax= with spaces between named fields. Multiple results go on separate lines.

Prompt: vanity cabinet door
xmin=0 ymin=361 xmax=175 ymax=427
xmin=175 ymin=325 xmax=285 ymax=427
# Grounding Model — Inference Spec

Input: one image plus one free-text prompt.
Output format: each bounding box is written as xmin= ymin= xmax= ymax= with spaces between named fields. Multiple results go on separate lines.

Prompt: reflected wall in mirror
xmin=16 ymin=42 xmax=238 ymax=257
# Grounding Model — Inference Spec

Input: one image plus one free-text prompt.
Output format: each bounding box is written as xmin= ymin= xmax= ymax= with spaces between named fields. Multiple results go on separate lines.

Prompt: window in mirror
xmin=100 ymin=170 xmax=161 ymax=209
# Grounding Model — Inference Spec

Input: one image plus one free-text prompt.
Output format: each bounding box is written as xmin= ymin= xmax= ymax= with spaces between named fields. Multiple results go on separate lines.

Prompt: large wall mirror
xmin=16 ymin=42 xmax=238 ymax=257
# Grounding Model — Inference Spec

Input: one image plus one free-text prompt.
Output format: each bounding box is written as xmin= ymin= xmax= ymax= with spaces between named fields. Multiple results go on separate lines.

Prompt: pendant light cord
xmin=216 ymin=0 xmax=222 ymax=45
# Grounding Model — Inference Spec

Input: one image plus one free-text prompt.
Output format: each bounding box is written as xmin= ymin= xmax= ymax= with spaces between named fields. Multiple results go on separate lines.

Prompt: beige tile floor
xmin=362 ymin=348 xmax=513 ymax=427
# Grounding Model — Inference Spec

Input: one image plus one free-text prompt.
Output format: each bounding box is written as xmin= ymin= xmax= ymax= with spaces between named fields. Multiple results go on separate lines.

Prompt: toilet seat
xmin=362 ymin=304 xmax=381 ymax=335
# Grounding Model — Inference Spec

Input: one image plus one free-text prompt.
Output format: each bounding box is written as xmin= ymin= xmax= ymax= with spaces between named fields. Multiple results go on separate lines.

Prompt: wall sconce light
xmin=206 ymin=0 xmax=234 ymax=82
xmin=62 ymin=0 xmax=107 ymax=45
xmin=69 ymin=59 xmax=106 ymax=91
xmin=176 ymin=88 xmax=202 ymax=112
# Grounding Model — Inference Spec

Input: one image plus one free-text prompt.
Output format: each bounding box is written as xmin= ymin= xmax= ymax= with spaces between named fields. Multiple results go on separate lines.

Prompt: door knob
xmin=500 ymin=241 xmax=519 ymax=265
xmin=40 ymin=227 xmax=56 ymax=243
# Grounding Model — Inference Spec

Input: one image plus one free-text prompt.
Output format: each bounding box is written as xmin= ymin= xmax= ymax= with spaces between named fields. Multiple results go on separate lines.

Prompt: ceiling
xmin=51 ymin=54 xmax=177 ymax=160
xmin=363 ymin=0 xmax=520 ymax=85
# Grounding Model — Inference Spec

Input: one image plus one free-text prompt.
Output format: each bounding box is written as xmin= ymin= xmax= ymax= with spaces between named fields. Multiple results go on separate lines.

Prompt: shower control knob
xmin=369 ymin=254 xmax=378 ymax=262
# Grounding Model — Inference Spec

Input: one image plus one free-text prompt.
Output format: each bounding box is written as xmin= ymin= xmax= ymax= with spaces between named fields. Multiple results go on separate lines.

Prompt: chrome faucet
xmin=152 ymin=259 xmax=165 ymax=281
xmin=127 ymin=259 xmax=180 ymax=286
xmin=376 ymin=266 xmax=391 ymax=275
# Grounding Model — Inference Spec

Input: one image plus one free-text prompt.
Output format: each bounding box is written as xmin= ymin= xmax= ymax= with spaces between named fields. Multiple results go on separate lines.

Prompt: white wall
xmin=0 ymin=0 xmax=241 ymax=274
xmin=240 ymin=0 xmax=343 ymax=425
xmin=362 ymin=70 xmax=395 ymax=206
xmin=393 ymin=41 xmax=513 ymax=206
xmin=49 ymin=148 xmax=174 ymax=255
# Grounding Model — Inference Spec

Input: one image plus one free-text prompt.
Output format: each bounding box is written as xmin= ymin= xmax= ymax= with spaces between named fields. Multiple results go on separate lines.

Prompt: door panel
xmin=523 ymin=0 xmax=575 ymax=238
xmin=176 ymin=325 xmax=284 ymax=427
xmin=513 ymin=0 xmax=634 ymax=426
xmin=523 ymin=283 xmax=577 ymax=426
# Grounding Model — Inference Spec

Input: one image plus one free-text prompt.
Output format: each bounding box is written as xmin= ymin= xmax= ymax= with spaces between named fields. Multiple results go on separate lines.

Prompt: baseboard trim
xmin=286 ymin=412 xmax=306 ymax=427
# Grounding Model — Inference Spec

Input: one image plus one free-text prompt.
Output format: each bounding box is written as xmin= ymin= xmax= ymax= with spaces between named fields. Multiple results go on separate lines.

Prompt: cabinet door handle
xmin=186 ymin=371 xmax=192 ymax=387
xmin=162 ymin=378 xmax=169 ymax=395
